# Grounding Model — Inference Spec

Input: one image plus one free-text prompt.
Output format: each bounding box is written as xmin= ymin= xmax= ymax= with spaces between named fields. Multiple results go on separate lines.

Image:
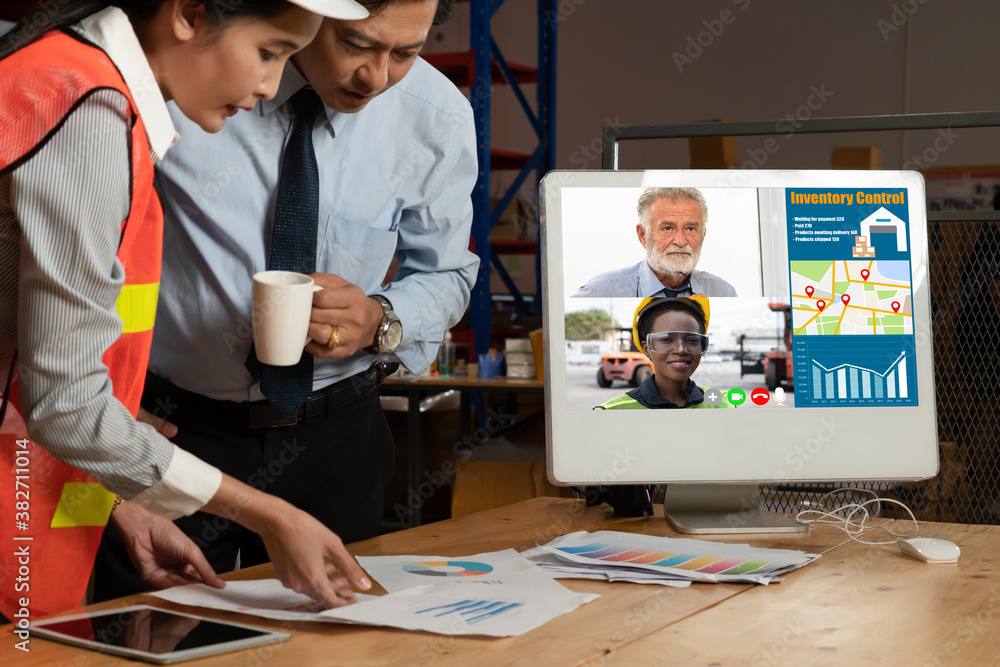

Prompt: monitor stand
xmin=663 ymin=483 xmax=809 ymax=534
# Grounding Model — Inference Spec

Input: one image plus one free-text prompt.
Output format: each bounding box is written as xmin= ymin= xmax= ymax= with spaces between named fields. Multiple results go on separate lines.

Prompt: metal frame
xmin=600 ymin=111 xmax=1000 ymax=171
xmin=469 ymin=0 xmax=557 ymax=357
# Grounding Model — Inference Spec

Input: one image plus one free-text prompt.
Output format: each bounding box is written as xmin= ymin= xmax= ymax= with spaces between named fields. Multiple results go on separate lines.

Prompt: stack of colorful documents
xmin=520 ymin=530 xmax=821 ymax=586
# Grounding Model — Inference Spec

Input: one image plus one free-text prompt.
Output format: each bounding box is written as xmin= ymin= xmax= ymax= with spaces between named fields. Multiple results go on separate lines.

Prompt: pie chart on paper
xmin=402 ymin=560 xmax=494 ymax=577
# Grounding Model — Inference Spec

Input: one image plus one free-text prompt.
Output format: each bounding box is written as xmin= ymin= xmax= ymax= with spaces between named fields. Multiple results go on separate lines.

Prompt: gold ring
xmin=326 ymin=326 xmax=344 ymax=349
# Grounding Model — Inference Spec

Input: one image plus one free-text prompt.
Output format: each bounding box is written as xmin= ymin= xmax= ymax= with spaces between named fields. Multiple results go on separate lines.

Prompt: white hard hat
xmin=288 ymin=0 xmax=369 ymax=20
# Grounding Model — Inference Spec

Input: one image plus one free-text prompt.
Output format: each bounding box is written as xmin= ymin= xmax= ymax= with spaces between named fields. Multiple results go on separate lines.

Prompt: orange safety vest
xmin=0 ymin=30 xmax=162 ymax=620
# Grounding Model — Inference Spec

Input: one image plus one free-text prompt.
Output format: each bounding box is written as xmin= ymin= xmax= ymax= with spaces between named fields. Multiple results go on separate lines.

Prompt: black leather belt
xmin=248 ymin=361 xmax=399 ymax=428
xmin=143 ymin=362 xmax=398 ymax=430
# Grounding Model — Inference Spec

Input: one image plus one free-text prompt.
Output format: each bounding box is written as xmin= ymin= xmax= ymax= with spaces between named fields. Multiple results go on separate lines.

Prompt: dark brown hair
xmin=357 ymin=0 xmax=454 ymax=25
xmin=1 ymin=0 xmax=297 ymax=59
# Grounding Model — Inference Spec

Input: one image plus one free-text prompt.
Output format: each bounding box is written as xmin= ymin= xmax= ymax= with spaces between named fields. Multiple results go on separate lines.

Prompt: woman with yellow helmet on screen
xmin=595 ymin=296 xmax=735 ymax=410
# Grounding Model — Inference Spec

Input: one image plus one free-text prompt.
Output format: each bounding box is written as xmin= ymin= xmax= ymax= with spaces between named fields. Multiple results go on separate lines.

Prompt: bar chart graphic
xmin=793 ymin=336 xmax=917 ymax=407
xmin=415 ymin=599 xmax=525 ymax=625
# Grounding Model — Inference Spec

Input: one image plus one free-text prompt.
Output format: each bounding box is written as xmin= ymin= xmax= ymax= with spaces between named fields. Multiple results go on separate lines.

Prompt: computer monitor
xmin=540 ymin=170 xmax=938 ymax=533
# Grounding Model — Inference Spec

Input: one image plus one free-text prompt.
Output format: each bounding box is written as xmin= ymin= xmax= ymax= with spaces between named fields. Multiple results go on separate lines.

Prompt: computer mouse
xmin=898 ymin=538 xmax=960 ymax=563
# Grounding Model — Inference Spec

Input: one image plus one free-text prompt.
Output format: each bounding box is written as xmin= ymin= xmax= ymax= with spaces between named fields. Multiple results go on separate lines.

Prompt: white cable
xmin=794 ymin=487 xmax=919 ymax=546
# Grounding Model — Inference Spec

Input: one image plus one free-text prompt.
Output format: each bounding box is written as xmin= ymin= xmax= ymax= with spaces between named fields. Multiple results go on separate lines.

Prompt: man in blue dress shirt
xmin=94 ymin=0 xmax=478 ymax=600
xmin=573 ymin=187 xmax=737 ymax=298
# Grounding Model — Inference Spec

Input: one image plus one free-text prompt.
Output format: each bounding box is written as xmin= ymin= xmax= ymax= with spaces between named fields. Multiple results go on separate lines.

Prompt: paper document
xmin=356 ymin=548 xmax=567 ymax=592
xmin=320 ymin=582 xmax=597 ymax=637
xmin=522 ymin=531 xmax=820 ymax=585
xmin=150 ymin=579 xmax=375 ymax=624
xmin=151 ymin=574 xmax=598 ymax=637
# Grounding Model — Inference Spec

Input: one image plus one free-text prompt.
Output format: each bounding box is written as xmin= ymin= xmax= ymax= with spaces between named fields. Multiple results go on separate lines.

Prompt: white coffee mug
xmin=251 ymin=271 xmax=321 ymax=366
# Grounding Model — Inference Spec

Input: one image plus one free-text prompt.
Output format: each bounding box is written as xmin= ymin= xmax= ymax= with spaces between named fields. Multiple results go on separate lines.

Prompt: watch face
xmin=384 ymin=321 xmax=403 ymax=352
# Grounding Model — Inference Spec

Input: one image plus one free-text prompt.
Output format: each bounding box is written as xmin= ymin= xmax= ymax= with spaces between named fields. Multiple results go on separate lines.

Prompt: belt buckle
xmin=248 ymin=403 xmax=299 ymax=429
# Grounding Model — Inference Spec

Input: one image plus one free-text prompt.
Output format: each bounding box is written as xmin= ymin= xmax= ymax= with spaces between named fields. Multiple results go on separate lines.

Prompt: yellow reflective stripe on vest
xmin=115 ymin=282 xmax=159 ymax=333
xmin=50 ymin=483 xmax=115 ymax=527
xmin=596 ymin=394 xmax=645 ymax=410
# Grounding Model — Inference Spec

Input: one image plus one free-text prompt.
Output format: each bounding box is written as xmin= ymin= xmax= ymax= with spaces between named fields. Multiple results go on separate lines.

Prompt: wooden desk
xmin=380 ymin=375 xmax=544 ymax=526
xmin=7 ymin=498 xmax=1000 ymax=666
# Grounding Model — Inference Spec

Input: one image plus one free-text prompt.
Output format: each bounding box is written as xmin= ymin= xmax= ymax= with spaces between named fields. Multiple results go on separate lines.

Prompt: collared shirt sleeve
xmin=381 ymin=102 xmax=480 ymax=374
xmin=11 ymin=91 xmax=220 ymax=516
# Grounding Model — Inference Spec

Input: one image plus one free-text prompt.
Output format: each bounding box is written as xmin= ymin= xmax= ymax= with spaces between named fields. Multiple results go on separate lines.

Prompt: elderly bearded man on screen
xmin=573 ymin=187 xmax=737 ymax=298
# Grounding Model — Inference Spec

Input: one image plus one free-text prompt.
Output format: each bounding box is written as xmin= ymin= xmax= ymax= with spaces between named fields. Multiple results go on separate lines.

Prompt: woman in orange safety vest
xmin=0 ymin=0 xmax=371 ymax=623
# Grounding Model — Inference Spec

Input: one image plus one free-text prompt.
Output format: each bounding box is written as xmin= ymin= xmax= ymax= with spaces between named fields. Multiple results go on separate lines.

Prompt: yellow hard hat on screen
xmin=631 ymin=296 xmax=711 ymax=350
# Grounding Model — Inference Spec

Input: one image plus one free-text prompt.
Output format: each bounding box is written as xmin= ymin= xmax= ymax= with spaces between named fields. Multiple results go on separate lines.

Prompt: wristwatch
xmin=370 ymin=294 xmax=403 ymax=355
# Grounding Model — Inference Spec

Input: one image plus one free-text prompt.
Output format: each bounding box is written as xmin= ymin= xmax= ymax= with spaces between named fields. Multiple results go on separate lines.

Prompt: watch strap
xmin=370 ymin=295 xmax=400 ymax=355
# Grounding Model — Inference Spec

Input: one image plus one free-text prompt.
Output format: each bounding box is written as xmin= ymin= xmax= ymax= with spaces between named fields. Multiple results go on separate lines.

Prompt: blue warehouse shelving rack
xmin=425 ymin=0 xmax=557 ymax=357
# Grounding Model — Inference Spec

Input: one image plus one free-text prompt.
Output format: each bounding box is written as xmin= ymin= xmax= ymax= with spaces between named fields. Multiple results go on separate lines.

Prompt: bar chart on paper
xmin=793 ymin=336 xmax=918 ymax=407
xmin=416 ymin=599 xmax=525 ymax=625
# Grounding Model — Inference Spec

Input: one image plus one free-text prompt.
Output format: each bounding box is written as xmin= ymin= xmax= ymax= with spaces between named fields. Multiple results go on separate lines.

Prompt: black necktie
xmin=257 ymin=89 xmax=325 ymax=415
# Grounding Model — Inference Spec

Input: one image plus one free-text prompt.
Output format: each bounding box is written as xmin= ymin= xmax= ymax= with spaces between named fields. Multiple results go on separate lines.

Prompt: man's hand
xmin=305 ymin=273 xmax=383 ymax=359
xmin=136 ymin=406 xmax=178 ymax=439
xmin=112 ymin=501 xmax=225 ymax=590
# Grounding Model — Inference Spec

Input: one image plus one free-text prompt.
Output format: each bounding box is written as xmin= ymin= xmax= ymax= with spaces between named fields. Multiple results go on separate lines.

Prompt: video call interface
xmin=561 ymin=186 xmax=918 ymax=411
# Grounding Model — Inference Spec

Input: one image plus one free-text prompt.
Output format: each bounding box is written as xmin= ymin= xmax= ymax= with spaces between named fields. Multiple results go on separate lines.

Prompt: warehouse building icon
xmin=860 ymin=206 xmax=908 ymax=253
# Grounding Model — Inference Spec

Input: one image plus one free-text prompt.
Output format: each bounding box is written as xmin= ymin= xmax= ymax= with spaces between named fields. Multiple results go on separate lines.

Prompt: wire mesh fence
xmin=752 ymin=218 xmax=1000 ymax=525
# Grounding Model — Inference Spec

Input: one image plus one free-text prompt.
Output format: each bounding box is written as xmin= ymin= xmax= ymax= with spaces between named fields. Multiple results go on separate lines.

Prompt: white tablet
xmin=30 ymin=604 xmax=291 ymax=664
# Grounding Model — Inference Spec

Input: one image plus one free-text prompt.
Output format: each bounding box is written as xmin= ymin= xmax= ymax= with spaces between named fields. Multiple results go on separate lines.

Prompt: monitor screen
xmin=540 ymin=170 xmax=938 ymax=532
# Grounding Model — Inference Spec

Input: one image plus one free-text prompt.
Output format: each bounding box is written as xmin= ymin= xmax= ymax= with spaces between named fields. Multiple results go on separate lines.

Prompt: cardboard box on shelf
xmin=505 ymin=339 xmax=536 ymax=379
xmin=832 ymin=146 xmax=883 ymax=170
xmin=529 ymin=328 xmax=544 ymax=382
xmin=505 ymin=351 xmax=535 ymax=366
xmin=688 ymin=119 xmax=737 ymax=169
xmin=505 ymin=338 xmax=533 ymax=353
xmin=506 ymin=363 xmax=536 ymax=379
xmin=489 ymin=197 xmax=536 ymax=242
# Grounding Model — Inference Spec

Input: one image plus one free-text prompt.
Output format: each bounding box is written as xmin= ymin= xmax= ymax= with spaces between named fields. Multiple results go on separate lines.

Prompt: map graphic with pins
xmin=789 ymin=260 xmax=912 ymax=335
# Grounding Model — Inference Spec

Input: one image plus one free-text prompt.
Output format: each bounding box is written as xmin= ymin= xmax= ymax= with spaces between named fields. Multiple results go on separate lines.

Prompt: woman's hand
xmin=112 ymin=501 xmax=225 ymax=590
